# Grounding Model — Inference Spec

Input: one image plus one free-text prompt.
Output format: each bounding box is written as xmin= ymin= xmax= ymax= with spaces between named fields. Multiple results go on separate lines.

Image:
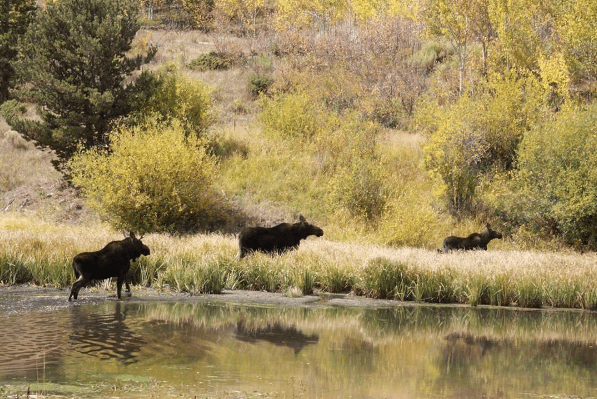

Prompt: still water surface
xmin=2 ymin=293 xmax=597 ymax=398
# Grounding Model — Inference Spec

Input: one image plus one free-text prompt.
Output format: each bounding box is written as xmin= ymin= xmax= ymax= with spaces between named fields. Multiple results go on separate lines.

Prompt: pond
xmin=2 ymin=289 xmax=597 ymax=398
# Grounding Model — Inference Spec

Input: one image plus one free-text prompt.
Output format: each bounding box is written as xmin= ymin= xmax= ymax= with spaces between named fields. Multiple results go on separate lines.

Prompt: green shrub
xmin=488 ymin=104 xmax=597 ymax=247
xmin=328 ymin=158 xmax=389 ymax=222
xmin=0 ymin=100 xmax=26 ymax=119
xmin=248 ymin=72 xmax=274 ymax=97
xmin=69 ymin=117 xmax=219 ymax=234
xmin=320 ymin=117 xmax=388 ymax=222
xmin=188 ymin=51 xmax=234 ymax=71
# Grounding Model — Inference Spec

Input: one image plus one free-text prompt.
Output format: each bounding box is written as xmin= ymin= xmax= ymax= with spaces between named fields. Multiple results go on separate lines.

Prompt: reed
xmin=2 ymin=213 xmax=597 ymax=310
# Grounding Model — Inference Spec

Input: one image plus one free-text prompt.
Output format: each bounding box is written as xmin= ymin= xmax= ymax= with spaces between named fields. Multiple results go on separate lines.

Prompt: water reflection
xmin=235 ymin=320 xmax=319 ymax=355
xmin=2 ymin=297 xmax=597 ymax=398
xmin=68 ymin=302 xmax=145 ymax=365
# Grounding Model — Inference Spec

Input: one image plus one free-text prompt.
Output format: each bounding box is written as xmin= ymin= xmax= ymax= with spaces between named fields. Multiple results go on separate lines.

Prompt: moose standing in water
xmin=69 ymin=231 xmax=150 ymax=301
xmin=440 ymin=223 xmax=502 ymax=252
xmin=236 ymin=215 xmax=324 ymax=259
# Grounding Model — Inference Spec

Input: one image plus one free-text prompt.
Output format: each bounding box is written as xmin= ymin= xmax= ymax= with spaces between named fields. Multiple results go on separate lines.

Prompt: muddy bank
xmin=0 ymin=285 xmax=409 ymax=315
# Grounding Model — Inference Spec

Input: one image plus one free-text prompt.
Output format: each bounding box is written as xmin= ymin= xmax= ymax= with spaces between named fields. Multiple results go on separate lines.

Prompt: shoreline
xmin=1 ymin=284 xmax=590 ymax=316
xmin=0 ymin=284 xmax=414 ymax=315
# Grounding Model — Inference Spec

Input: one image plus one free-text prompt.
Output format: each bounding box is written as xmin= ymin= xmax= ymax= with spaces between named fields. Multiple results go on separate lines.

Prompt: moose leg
xmin=69 ymin=275 xmax=89 ymax=301
xmin=235 ymin=246 xmax=246 ymax=260
xmin=116 ymin=276 xmax=125 ymax=300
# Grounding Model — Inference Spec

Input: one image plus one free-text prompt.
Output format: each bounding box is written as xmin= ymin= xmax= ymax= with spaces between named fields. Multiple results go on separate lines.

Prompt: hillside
xmin=3 ymin=0 xmax=597 ymax=251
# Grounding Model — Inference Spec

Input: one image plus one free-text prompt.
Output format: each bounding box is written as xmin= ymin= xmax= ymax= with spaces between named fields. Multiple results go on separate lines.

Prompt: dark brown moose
xmin=69 ymin=231 xmax=150 ymax=301
xmin=441 ymin=223 xmax=502 ymax=252
xmin=236 ymin=215 xmax=323 ymax=259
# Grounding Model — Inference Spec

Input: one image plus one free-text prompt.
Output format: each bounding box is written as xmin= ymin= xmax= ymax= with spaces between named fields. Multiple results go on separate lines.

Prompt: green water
xmin=2 ymin=295 xmax=597 ymax=398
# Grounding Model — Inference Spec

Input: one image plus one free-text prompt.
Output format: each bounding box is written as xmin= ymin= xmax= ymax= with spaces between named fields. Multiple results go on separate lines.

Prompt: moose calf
xmin=69 ymin=231 xmax=150 ymax=301
xmin=441 ymin=223 xmax=502 ymax=252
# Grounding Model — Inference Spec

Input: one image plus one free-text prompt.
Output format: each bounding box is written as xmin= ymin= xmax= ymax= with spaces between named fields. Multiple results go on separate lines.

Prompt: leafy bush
xmin=259 ymin=91 xmax=326 ymax=139
xmin=328 ymin=158 xmax=389 ymax=222
xmin=487 ymin=104 xmax=597 ymax=247
xmin=0 ymin=99 xmax=26 ymax=118
xmin=69 ymin=117 xmax=219 ymax=234
xmin=188 ymin=51 xmax=234 ymax=71
xmin=132 ymin=67 xmax=214 ymax=136
xmin=422 ymin=72 xmax=544 ymax=214
xmin=248 ymin=72 xmax=274 ymax=97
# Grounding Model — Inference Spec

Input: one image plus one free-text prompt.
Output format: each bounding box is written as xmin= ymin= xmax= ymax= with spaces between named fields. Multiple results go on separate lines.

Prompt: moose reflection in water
xmin=235 ymin=320 xmax=319 ymax=355
xmin=440 ymin=330 xmax=597 ymax=384
xmin=69 ymin=301 xmax=145 ymax=365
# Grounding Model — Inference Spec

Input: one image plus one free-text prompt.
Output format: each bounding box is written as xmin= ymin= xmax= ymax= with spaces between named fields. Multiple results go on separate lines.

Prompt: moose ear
xmin=123 ymin=230 xmax=135 ymax=239
xmin=486 ymin=223 xmax=491 ymax=229
xmin=299 ymin=214 xmax=306 ymax=223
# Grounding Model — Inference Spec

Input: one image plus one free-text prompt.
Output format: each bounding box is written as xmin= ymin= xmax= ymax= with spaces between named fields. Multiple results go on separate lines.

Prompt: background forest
xmin=1 ymin=0 xmax=597 ymax=251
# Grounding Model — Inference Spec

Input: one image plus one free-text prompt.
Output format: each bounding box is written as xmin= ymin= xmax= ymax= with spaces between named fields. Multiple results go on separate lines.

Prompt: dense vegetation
xmin=1 ymin=0 xmax=597 ymax=302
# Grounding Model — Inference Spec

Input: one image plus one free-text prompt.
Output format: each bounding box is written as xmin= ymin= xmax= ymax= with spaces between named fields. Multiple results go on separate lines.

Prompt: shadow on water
xmin=68 ymin=301 xmax=145 ymax=365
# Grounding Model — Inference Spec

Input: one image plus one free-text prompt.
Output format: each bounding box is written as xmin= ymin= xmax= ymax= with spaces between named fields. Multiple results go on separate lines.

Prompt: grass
xmin=0 ymin=25 xmax=590 ymax=311
xmin=2 ymin=213 xmax=597 ymax=310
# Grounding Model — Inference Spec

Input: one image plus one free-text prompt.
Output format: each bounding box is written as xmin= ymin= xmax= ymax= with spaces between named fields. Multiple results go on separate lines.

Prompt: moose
xmin=236 ymin=215 xmax=324 ymax=259
xmin=440 ymin=223 xmax=502 ymax=252
xmin=69 ymin=231 xmax=150 ymax=301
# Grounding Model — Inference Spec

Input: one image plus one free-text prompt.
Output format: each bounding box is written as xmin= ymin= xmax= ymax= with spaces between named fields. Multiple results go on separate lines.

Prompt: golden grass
xmin=2 ymin=213 xmax=597 ymax=310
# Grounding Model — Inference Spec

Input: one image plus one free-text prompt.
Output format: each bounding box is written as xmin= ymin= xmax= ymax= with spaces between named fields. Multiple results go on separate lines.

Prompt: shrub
xmin=327 ymin=158 xmax=389 ymax=222
xmin=0 ymin=100 xmax=26 ymax=119
xmin=132 ymin=67 xmax=214 ymax=136
xmin=248 ymin=72 xmax=274 ymax=97
xmin=488 ymin=104 xmax=597 ymax=248
xmin=259 ymin=91 xmax=325 ymax=139
xmin=188 ymin=51 xmax=234 ymax=71
xmin=69 ymin=117 xmax=219 ymax=234
xmin=422 ymin=71 xmax=544 ymax=214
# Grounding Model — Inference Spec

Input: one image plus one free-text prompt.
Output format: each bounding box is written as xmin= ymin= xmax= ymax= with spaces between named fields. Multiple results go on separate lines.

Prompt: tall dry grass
xmin=2 ymin=213 xmax=596 ymax=310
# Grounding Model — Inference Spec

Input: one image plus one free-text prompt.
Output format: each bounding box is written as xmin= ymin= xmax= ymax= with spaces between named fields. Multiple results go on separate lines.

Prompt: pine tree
xmin=10 ymin=0 xmax=155 ymax=169
xmin=0 ymin=0 xmax=36 ymax=103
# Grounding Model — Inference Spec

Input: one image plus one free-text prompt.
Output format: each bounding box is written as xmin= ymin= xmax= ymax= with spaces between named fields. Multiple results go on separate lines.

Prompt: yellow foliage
xmin=488 ymin=0 xmax=545 ymax=69
xmin=538 ymin=52 xmax=571 ymax=104
xmin=69 ymin=117 xmax=218 ymax=233
xmin=259 ymin=91 xmax=326 ymax=140
xmin=274 ymin=0 xmax=348 ymax=29
xmin=422 ymin=71 xmax=544 ymax=213
xmin=557 ymin=0 xmax=597 ymax=50
xmin=139 ymin=67 xmax=214 ymax=136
